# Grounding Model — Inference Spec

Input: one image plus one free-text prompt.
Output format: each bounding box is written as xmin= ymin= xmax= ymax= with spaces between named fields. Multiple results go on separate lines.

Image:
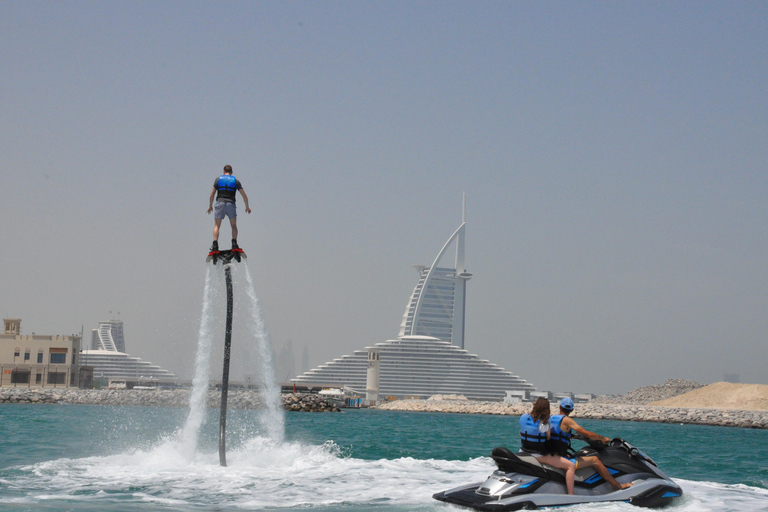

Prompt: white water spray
xmin=181 ymin=266 xmax=217 ymax=453
xmin=242 ymin=264 xmax=285 ymax=443
xmin=180 ymin=260 xmax=284 ymax=456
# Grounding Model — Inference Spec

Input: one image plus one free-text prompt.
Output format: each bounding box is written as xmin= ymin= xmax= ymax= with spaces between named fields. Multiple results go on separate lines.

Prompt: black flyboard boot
xmin=230 ymin=238 xmax=246 ymax=262
xmin=207 ymin=240 xmax=221 ymax=264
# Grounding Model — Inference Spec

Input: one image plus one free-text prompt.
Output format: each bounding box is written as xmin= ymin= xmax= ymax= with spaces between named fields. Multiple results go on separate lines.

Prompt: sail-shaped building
xmin=291 ymin=203 xmax=536 ymax=401
xmin=91 ymin=319 xmax=126 ymax=352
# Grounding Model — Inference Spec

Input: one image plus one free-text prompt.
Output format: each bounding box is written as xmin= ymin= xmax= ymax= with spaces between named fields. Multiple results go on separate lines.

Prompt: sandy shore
xmin=651 ymin=382 xmax=768 ymax=410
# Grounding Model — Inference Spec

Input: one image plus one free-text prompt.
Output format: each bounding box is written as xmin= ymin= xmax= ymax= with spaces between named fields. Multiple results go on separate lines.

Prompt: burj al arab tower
xmin=291 ymin=200 xmax=536 ymax=401
xmin=398 ymin=202 xmax=472 ymax=350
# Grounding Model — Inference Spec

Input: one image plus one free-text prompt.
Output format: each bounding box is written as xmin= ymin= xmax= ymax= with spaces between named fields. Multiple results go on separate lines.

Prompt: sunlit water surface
xmin=1 ymin=406 xmax=766 ymax=512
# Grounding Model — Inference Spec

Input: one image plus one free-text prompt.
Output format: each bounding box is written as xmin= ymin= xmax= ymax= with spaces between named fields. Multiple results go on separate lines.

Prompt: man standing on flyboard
xmin=207 ymin=164 xmax=251 ymax=255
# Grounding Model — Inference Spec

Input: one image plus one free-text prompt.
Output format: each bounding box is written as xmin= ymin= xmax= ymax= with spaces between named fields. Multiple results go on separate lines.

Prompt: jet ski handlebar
xmin=571 ymin=436 xmax=658 ymax=465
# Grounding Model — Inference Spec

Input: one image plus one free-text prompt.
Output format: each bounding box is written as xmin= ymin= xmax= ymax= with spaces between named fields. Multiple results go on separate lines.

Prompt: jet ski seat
xmin=491 ymin=447 xmax=566 ymax=483
xmin=491 ymin=447 xmax=603 ymax=485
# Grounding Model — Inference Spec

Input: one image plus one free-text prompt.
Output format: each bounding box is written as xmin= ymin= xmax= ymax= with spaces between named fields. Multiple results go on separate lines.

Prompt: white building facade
xmin=0 ymin=319 xmax=83 ymax=388
xmin=293 ymin=335 xmax=534 ymax=401
xmin=80 ymin=350 xmax=178 ymax=386
xmin=83 ymin=318 xmax=177 ymax=387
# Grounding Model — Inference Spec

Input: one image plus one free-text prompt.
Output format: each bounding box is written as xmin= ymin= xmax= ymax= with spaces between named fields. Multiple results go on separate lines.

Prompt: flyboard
xmin=207 ymin=246 xmax=247 ymax=467
xmin=206 ymin=248 xmax=247 ymax=265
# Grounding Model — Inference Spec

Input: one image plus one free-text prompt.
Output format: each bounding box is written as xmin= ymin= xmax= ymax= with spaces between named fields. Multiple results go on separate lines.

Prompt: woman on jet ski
xmin=519 ymin=397 xmax=577 ymax=494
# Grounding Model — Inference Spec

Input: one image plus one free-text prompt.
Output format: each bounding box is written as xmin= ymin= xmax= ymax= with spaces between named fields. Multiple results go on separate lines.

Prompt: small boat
xmin=318 ymin=388 xmax=346 ymax=407
xmin=133 ymin=377 xmax=158 ymax=390
xmin=107 ymin=379 xmax=126 ymax=390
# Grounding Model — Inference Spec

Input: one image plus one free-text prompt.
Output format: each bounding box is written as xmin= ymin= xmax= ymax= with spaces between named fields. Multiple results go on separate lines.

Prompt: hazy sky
xmin=2 ymin=2 xmax=766 ymax=395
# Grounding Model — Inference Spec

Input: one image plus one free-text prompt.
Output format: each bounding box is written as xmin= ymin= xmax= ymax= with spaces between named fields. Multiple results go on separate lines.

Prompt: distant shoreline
xmin=374 ymin=382 xmax=768 ymax=429
xmin=1 ymin=387 xmax=766 ymax=428
xmin=374 ymin=399 xmax=768 ymax=429
xmin=0 ymin=389 xmax=341 ymax=412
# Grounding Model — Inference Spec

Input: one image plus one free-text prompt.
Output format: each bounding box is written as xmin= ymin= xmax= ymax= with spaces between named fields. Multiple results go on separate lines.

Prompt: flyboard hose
xmin=206 ymin=248 xmax=245 ymax=467
xmin=219 ymin=264 xmax=233 ymax=466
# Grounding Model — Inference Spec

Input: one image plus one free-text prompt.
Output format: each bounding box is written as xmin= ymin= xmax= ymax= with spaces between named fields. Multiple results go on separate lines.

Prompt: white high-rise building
xmin=399 ymin=199 xmax=472 ymax=348
xmin=92 ymin=319 xmax=126 ymax=352
xmin=291 ymin=202 xmax=536 ymax=401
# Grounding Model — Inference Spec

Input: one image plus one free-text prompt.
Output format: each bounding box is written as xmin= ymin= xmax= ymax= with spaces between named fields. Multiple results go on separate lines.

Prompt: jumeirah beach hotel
xmin=291 ymin=204 xmax=536 ymax=401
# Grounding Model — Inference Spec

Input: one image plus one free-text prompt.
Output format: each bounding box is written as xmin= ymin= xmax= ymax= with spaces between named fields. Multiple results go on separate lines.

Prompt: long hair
xmin=531 ymin=397 xmax=551 ymax=424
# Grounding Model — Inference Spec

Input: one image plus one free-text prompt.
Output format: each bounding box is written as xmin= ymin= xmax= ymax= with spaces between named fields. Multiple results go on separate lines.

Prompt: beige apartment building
xmin=0 ymin=318 xmax=84 ymax=388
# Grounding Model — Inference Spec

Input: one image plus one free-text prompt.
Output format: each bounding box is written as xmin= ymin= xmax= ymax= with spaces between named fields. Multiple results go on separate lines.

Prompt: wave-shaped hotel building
xmin=81 ymin=319 xmax=178 ymax=387
xmin=291 ymin=204 xmax=536 ymax=401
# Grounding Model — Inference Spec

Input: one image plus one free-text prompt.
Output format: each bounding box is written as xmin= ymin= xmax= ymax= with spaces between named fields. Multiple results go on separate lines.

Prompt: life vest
xmin=216 ymin=174 xmax=238 ymax=202
xmin=549 ymin=414 xmax=572 ymax=456
xmin=519 ymin=414 xmax=548 ymax=454
xmin=217 ymin=174 xmax=237 ymax=192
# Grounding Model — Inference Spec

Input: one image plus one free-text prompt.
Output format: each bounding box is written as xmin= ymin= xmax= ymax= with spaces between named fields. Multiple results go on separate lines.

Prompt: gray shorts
xmin=214 ymin=201 xmax=237 ymax=220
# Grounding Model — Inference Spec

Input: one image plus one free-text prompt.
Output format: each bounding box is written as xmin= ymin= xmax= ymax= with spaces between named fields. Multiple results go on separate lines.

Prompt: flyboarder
xmin=207 ymin=165 xmax=251 ymax=260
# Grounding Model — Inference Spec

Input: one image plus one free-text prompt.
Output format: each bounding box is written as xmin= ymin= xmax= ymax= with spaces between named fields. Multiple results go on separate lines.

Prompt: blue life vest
xmin=216 ymin=174 xmax=238 ymax=203
xmin=549 ymin=414 xmax=572 ymax=456
xmin=519 ymin=414 xmax=548 ymax=454
xmin=217 ymin=174 xmax=237 ymax=192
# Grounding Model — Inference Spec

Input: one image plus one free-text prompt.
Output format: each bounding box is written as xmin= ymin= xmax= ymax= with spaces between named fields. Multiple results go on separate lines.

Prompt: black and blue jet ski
xmin=434 ymin=438 xmax=682 ymax=510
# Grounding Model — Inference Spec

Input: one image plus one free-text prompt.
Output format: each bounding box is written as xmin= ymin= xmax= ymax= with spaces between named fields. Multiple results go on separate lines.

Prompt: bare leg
xmin=538 ymin=455 xmax=576 ymax=494
xmin=579 ymin=456 xmax=632 ymax=490
xmin=213 ymin=218 xmax=222 ymax=241
xmin=229 ymin=216 xmax=238 ymax=240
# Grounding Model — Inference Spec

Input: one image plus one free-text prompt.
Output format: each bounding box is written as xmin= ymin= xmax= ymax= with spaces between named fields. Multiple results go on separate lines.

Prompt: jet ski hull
xmin=433 ymin=439 xmax=682 ymax=510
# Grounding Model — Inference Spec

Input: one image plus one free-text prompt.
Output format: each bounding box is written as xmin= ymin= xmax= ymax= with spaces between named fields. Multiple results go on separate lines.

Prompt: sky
xmin=1 ymin=1 xmax=766 ymax=395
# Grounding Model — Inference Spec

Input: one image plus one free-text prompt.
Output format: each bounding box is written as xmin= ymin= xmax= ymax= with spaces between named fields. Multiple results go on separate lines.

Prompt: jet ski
xmin=433 ymin=437 xmax=682 ymax=510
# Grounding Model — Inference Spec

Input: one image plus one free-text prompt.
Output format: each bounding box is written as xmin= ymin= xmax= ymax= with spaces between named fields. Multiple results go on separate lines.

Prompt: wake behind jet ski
xmin=433 ymin=437 xmax=682 ymax=510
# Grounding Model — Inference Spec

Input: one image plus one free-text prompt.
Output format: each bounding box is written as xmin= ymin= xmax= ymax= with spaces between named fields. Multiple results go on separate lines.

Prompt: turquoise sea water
xmin=1 ymin=404 xmax=766 ymax=511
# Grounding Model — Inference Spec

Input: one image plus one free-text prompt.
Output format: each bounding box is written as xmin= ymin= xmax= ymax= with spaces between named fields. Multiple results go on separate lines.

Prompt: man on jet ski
xmin=550 ymin=397 xmax=632 ymax=491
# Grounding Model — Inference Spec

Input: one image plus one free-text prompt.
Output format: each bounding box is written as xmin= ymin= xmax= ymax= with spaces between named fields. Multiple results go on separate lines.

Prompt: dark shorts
xmin=214 ymin=201 xmax=236 ymax=220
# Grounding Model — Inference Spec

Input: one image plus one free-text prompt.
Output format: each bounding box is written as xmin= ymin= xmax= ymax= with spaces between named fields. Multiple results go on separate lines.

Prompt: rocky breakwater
xmin=374 ymin=379 xmax=768 ymax=429
xmin=283 ymin=393 xmax=341 ymax=412
xmin=377 ymin=397 xmax=530 ymax=416
xmin=0 ymin=388 xmax=340 ymax=412
xmin=574 ymin=403 xmax=768 ymax=429
xmin=376 ymin=398 xmax=768 ymax=429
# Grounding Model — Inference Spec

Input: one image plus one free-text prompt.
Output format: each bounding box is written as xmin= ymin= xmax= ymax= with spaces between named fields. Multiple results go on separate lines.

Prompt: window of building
xmin=11 ymin=370 xmax=30 ymax=384
xmin=35 ymin=372 xmax=42 ymax=384
xmin=49 ymin=348 xmax=68 ymax=365
xmin=24 ymin=349 xmax=30 ymax=361
xmin=50 ymin=353 xmax=66 ymax=364
xmin=47 ymin=372 xmax=66 ymax=385
xmin=14 ymin=347 xmax=20 ymax=358
xmin=37 ymin=351 xmax=44 ymax=363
